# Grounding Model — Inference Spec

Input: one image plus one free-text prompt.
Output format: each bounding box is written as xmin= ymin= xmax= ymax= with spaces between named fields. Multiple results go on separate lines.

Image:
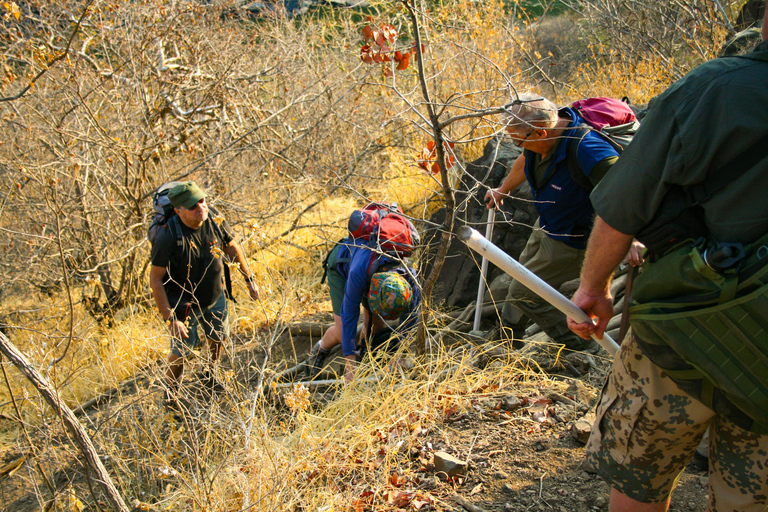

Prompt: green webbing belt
xmin=630 ymin=238 xmax=768 ymax=434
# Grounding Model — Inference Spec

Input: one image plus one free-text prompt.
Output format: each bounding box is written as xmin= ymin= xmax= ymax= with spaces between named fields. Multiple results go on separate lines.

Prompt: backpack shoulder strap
xmin=167 ymin=215 xmax=184 ymax=246
xmin=206 ymin=206 xmax=230 ymax=243
xmin=320 ymin=238 xmax=350 ymax=284
xmin=565 ymin=126 xmax=595 ymax=191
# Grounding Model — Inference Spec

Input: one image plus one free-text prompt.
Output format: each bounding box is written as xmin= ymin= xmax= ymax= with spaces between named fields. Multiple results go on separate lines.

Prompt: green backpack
xmin=628 ymin=56 xmax=768 ymax=432
xmin=630 ymin=234 xmax=768 ymax=434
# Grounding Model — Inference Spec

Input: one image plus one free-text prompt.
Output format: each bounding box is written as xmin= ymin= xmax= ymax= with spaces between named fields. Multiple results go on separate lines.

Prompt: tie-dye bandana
xmin=368 ymin=271 xmax=412 ymax=320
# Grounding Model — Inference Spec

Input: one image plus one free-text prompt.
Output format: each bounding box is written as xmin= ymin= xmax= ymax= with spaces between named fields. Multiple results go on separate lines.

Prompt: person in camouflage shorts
xmin=568 ymin=4 xmax=768 ymax=510
xmin=587 ymin=336 xmax=768 ymax=510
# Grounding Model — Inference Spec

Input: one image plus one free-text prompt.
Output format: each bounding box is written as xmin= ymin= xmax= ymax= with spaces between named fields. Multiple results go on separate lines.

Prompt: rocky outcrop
xmin=420 ymin=134 xmax=636 ymax=344
xmin=420 ymin=136 xmax=535 ymax=311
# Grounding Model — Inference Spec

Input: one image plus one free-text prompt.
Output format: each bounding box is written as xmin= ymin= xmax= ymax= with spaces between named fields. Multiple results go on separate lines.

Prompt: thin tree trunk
xmin=0 ymin=332 xmax=130 ymax=512
xmin=405 ymin=0 xmax=456 ymax=354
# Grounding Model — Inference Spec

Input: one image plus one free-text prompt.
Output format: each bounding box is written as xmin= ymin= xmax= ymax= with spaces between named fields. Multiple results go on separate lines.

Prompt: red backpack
xmin=347 ymin=202 xmax=419 ymax=258
xmin=571 ymin=97 xmax=637 ymax=131
xmin=566 ymin=97 xmax=641 ymax=190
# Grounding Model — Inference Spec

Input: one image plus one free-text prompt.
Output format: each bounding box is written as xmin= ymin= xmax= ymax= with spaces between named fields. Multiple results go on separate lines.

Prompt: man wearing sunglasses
xmin=484 ymin=92 xmax=620 ymax=353
xmin=149 ymin=181 xmax=259 ymax=400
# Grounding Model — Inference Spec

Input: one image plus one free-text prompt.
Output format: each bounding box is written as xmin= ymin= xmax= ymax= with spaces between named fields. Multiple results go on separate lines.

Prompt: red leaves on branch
xmin=361 ymin=24 xmax=375 ymax=40
xmin=361 ymin=44 xmax=391 ymax=64
xmin=394 ymin=51 xmax=410 ymax=70
xmin=360 ymin=21 xmax=415 ymax=74
xmin=416 ymin=140 xmax=456 ymax=174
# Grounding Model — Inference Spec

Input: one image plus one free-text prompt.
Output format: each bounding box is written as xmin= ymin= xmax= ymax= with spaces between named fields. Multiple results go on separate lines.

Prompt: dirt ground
xmin=0 ymin=321 xmax=711 ymax=512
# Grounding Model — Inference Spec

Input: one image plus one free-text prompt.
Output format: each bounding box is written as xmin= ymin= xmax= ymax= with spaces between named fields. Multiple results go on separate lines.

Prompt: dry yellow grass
xmin=88 ymin=336 xmax=581 ymax=512
xmin=0 ymin=0 xmax=732 ymax=508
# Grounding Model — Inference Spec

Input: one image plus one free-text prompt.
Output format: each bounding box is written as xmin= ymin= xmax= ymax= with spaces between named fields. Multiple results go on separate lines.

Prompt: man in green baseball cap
xmin=149 ymin=181 xmax=259 ymax=405
xmin=167 ymin=181 xmax=207 ymax=210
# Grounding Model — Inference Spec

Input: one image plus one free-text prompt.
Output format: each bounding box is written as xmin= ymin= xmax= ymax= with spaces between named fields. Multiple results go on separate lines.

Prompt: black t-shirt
xmin=150 ymin=209 xmax=234 ymax=311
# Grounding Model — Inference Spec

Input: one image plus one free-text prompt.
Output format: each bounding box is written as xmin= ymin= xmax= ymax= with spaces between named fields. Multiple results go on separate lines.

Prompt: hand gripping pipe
xmin=457 ymin=226 xmax=620 ymax=355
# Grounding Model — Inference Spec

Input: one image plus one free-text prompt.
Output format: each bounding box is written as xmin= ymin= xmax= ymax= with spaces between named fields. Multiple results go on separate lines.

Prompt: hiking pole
xmin=472 ymin=208 xmax=495 ymax=331
xmin=457 ymin=226 xmax=620 ymax=356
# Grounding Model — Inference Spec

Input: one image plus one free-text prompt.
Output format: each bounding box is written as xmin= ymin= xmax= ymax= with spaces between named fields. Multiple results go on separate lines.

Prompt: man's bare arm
xmin=484 ymin=153 xmax=526 ymax=209
xmin=223 ymin=240 xmax=259 ymax=300
xmin=568 ymin=217 xmax=634 ymax=339
xmin=150 ymin=265 xmax=189 ymax=339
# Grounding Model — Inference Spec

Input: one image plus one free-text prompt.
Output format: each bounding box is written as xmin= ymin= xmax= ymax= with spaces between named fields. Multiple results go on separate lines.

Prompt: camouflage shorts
xmin=587 ymin=332 xmax=768 ymax=511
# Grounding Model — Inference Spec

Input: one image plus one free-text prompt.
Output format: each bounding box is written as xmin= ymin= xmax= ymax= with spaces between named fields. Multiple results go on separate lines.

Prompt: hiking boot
xmin=200 ymin=370 xmax=226 ymax=393
xmin=304 ymin=342 xmax=330 ymax=379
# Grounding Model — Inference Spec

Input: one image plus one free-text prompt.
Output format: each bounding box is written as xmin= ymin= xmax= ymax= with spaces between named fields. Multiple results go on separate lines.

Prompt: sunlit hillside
xmin=0 ymin=0 xmax=741 ymax=509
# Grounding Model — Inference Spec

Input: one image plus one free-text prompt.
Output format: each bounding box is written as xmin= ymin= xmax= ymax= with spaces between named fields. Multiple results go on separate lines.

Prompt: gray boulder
xmin=421 ymin=136 xmax=536 ymax=310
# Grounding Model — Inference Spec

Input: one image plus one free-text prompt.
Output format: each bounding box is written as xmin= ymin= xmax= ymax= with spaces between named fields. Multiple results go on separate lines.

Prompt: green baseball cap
xmin=168 ymin=181 xmax=207 ymax=209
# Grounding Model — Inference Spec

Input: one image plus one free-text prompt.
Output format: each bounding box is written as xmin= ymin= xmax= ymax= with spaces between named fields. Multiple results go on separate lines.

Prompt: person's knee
xmin=321 ymin=316 xmax=343 ymax=344
xmin=321 ymin=324 xmax=342 ymax=348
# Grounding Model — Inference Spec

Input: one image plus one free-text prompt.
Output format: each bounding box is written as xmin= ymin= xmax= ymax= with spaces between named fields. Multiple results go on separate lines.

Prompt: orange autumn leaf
xmin=360 ymin=44 xmax=374 ymax=64
xmin=394 ymin=51 xmax=410 ymax=70
xmin=411 ymin=43 xmax=425 ymax=55
xmin=444 ymin=404 xmax=458 ymax=417
xmin=380 ymin=24 xmax=398 ymax=43
xmin=416 ymin=140 xmax=455 ymax=174
xmin=352 ymin=490 xmax=375 ymax=512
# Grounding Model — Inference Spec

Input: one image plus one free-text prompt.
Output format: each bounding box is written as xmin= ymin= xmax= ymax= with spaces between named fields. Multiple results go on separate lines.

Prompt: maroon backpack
xmin=347 ymin=202 xmax=419 ymax=258
xmin=566 ymin=97 xmax=641 ymax=190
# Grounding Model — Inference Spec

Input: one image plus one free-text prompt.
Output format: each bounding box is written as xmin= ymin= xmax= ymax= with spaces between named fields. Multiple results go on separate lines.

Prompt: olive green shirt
xmin=530 ymin=143 xmax=557 ymax=188
xmin=591 ymin=39 xmax=768 ymax=245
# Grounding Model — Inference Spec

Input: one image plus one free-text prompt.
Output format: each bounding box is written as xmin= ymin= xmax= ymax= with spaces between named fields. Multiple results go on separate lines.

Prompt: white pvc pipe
xmin=457 ymin=226 xmax=620 ymax=355
xmin=473 ymin=209 xmax=495 ymax=331
xmin=271 ymin=377 xmax=378 ymax=389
